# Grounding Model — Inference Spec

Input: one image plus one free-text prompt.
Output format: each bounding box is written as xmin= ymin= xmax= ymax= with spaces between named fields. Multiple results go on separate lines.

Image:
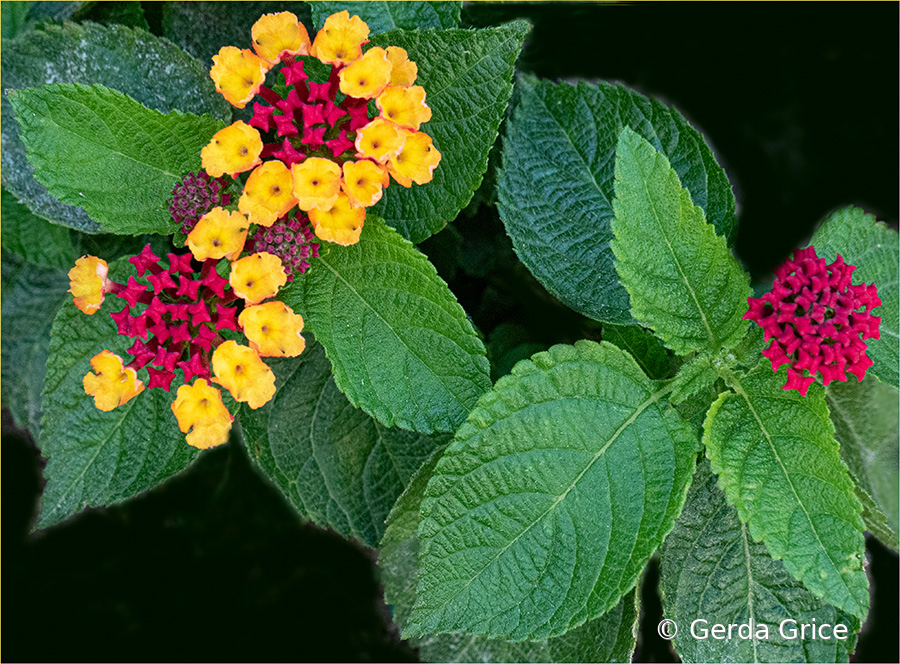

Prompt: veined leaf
xmin=1 ymin=20 xmax=230 ymax=231
xmin=670 ymin=354 xmax=718 ymax=405
xmin=380 ymin=448 xmax=640 ymax=662
xmin=10 ymin=83 xmax=225 ymax=235
xmin=369 ymin=21 xmax=529 ymax=243
xmin=809 ymin=205 xmax=899 ymax=390
xmin=602 ymin=322 xmax=675 ymax=380
xmin=703 ymin=363 xmax=869 ymax=619
xmin=827 ymin=378 xmax=899 ymax=551
xmin=611 ymin=128 xmax=750 ymax=354
xmin=37 ymin=258 xmax=201 ymax=529
xmin=280 ymin=217 xmax=490 ymax=434
xmin=497 ymin=77 xmax=736 ymax=325
xmin=1 ymin=186 xmax=76 ymax=271
xmin=241 ymin=340 xmax=451 ymax=547
xmin=406 ymin=341 xmax=697 ymax=640
xmin=661 ymin=460 xmax=859 ymax=664
xmin=310 ymin=1 xmax=461 ymax=32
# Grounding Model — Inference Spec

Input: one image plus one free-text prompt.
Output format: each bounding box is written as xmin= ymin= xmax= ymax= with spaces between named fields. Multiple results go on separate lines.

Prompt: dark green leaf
xmin=10 ymin=83 xmax=225 ymax=235
xmin=497 ymin=77 xmax=736 ymax=325
xmin=406 ymin=341 xmax=697 ymax=640
xmin=1 ymin=20 xmax=230 ymax=231
xmin=1 ymin=186 xmax=77 ymax=270
xmin=661 ymin=460 xmax=859 ymax=664
xmin=27 ymin=1 xmax=91 ymax=21
xmin=2 ymin=1 xmax=32 ymax=40
xmin=241 ymin=340 xmax=450 ymax=547
xmin=602 ymin=322 xmax=675 ymax=380
xmin=310 ymin=1 xmax=461 ymax=32
xmin=280 ymin=216 xmax=490 ymax=434
xmin=670 ymin=354 xmax=718 ymax=405
xmin=82 ymin=1 xmax=150 ymax=30
xmin=704 ymin=363 xmax=869 ymax=619
xmin=369 ymin=21 xmax=529 ymax=243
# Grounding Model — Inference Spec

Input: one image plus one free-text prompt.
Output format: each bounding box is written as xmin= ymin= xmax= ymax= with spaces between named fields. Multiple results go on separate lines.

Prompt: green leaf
xmin=27 ymin=1 xmax=92 ymax=22
xmin=1 ymin=251 xmax=70 ymax=434
xmin=380 ymin=448 xmax=640 ymax=663
xmin=369 ymin=21 xmax=529 ymax=243
xmin=661 ymin=460 xmax=859 ymax=664
xmin=670 ymin=354 xmax=718 ymax=405
xmin=37 ymin=258 xmax=201 ymax=529
xmin=310 ymin=1 xmax=461 ymax=32
xmin=10 ymin=83 xmax=226 ymax=235
xmin=241 ymin=339 xmax=451 ymax=547
xmin=827 ymin=378 xmax=899 ymax=551
xmin=280 ymin=216 xmax=490 ymax=434
xmin=406 ymin=340 xmax=697 ymax=640
xmin=703 ymin=363 xmax=869 ymax=619
xmin=497 ymin=77 xmax=736 ymax=325
xmin=82 ymin=1 xmax=150 ymax=30
xmin=2 ymin=1 xmax=32 ymax=40
xmin=809 ymin=205 xmax=899 ymax=390
xmin=611 ymin=128 xmax=750 ymax=354
xmin=1 ymin=186 xmax=77 ymax=270
xmin=1 ymin=20 xmax=230 ymax=232
xmin=602 ymin=322 xmax=675 ymax=380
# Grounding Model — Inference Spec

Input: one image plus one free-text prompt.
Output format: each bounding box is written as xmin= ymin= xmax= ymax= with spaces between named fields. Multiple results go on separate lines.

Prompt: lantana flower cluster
xmin=743 ymin=246 xmax=881 ymax=395
xmin=200 ymin=10 xmax=441 ymax=247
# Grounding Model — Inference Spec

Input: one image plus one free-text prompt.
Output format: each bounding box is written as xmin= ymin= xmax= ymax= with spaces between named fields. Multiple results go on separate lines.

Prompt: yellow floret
xmin=229 ymin=252 xmax=287 ymax=304
xmin=68 ymin=255 xmax=110 ymax=315
xmin=210 ymin=46 xmax=270 ymax=109
xmin=310 ymin=10 xmax=370 ymax=66
xmin=308 ymin=192 xmax=366 ymax=246
xmin=239 ymin=301 xmax=306 ymax=358
xmin=238 ymin=160 xmax=297 ymax=226
xmin=212 ymin=340 xmax=277 ymax=409
xmin=354 ymin=117 xmax=405 ymax=164
xmin=342 ymin=159 xmax=389 ymax=208
xmin=201 ymin=121 xmax=263 ymax=178
xmin=171 ymin=379 xmax=234 ymax=449
xmin=83 ymin=350 xmax=144 ymax=412
xmin=251 ymin=12 xmax=311 ymax=63
xmin=339 ymin=46 xmax=392 ymax=99
xmin=387 ymin=130 xmax=441 ymax=187
xmin=187 ymin=208 xmax=249 ymax=262
xmin=386 ymin=46 xmax=417 ymax=86
xmin=290 ymin=157 xmax=342 ymax=211
xmin=376 ymin=85 xmax=432 ymax=131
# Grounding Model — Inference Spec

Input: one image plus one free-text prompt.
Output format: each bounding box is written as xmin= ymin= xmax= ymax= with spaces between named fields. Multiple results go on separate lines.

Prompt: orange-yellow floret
xmin=201 ymin=121 xmax=263 ymax=178
xmin=354 ymin=118 xmax=405 ymax=164
xmin=229 ymin=252 xmax=287 ymax=304
xmin=210 ymin=46 xmax=270 ymax=109
xmin=68 ymin=255 xmax=110 ymax=315
xmin=187 ymin=208 xmax=249 ymax=261
xmin=308 ymin=192 xmax=366 ymax=246
xmin=83 ymin=350 xmax=144 ymax=412
xmin=342 ymin=159 xmax=388 ymax=208
xmin=291 ymin=157 xmax=342 ymax=211
xmin=170 ymin=379 xmax=234 ymax=449
xmin=388 ymin=130 xmax=441 ymax=187
xmin=238 ymin=161 xmax=297 ymax=226
xmin=251 ymin=12 xmax=310 ymax=63
xmin=211 ymin=340 xmax=276 ymax=409
xmin=239 ymin=301 xmax=306 ymax=358
xmin=339 ymin=46 xmax=392 ymax=100
xmin=377 ymin=85 xmax=432 ymax=131
xmin=310 ymin=10 xmax=369 ymax=66
xmin=386 ymin=46 xmax=417 ymax=86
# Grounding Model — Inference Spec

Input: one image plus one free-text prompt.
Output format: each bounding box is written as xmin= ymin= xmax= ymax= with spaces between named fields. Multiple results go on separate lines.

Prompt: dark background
xmin=4 ymin=2 xmax=897 ymax=662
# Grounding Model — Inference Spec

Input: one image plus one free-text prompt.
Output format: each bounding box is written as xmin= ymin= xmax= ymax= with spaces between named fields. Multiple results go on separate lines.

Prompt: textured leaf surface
xmin=497 ymin=77 xmax=736 ymax=325
xmin=1 ymin=20 xmax=230 ymax=231
xmin=280 ymin=217 xmax=490 ymax=433
xmin=369 ymin=22 xmax=529 ymax=243
xmin=827 ymin=378 xmax=899 ymax=550
xmin=602 ymin=322 xmax=675 ymax=380
xmin=380 ymin=449 xmax=639 ymax=662
xmin=310 ymin=1 xmax=461 ymax=33
xmin=612 ymin=128 xmax=750 ymax=354
xmin=1 ymin=187 xmax=76 ymax=270
xmin=670 ymin=354 xmax=718 ymax=405
xmin=704 ymin=363 xmax=869 ymax=619
xmin=406 ymin=340 xmax=697 ymax=640
xmin=661 ymin=460 xmax=859 ymax=664
xmin=37 ymin=259 xmax=200 ymax=529
xmin=241 ymin=340 xmax=450 ymax=547
xmin=810 ymin=206 xmax=899 ymax=390
xmin=10 ymin=83 xmax=225 ymax=235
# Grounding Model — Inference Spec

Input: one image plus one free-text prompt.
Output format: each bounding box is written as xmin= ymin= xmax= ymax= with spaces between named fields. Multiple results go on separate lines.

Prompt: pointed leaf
xmin=661 ymin=460 xmax=859 ymax=664
xmin=310 ymin=1 xmax=461 ymax=32
xmin=704 ymin=363 xmax=869 ymax=619
xmin=406 ymin=341 xmax=697 ymax=640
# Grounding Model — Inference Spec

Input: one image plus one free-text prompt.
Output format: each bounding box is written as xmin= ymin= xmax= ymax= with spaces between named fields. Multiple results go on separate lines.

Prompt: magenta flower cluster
xmin=245 ymin=212 xmax=320 ymax=282
xmin=169 ymin=171 xmax=233 ymax=233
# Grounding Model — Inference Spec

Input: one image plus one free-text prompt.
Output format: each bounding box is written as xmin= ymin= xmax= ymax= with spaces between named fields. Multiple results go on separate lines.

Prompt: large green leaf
xmin=405 ymin=341 xmax=697 ymax=640
xmin=1 ymin=186 xmax=76 ymax=271
xmin=602 ymin=322 xmax=675 ymax=380
xmin=497 ymin=77 xmax=736 ymax=325
xmin=1 ymin=251 xmax=70 ymax=434
xmin=704 ymin=363 xmax=869 ymax=619
xmin=611 ymin=128 xmax=750 ymax=354
xmin=369 ymin=21 xmax=529 ymax=243
xmin=380 ymin=448 xmax=640 ymax=663
xmin=1 ymin=20 xmax=230 ymax=232
xmin=310 ymin=1 xmax=461 ymax=32
xmin=36 ymin=258 xmax=201 ymax=529
xmin=827 ymin=378 xmax=899 ymax=551
xmin=10 ymin=83 xmax=225 ymax=236
xmin=280 ymin=216 xmax=490 ymax=434
xmin=809 ymin=206 xmax=899 ymax=390
xmin=1 ymin=1 xmax=31 ymax=40
xmin=241 ymin=340 xmax=450 ymax=547
xmin=661 ymin=460 xmax=859 ymax=664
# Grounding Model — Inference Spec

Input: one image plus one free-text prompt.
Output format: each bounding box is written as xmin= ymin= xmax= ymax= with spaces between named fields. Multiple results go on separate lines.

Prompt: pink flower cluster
xmin=169 ymin=171 xmax=233 ymax=233
xmin=744 ymin=247 xmax=881 ymax=395
xmin=244 ymin=212 xmax=320 ymax=282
